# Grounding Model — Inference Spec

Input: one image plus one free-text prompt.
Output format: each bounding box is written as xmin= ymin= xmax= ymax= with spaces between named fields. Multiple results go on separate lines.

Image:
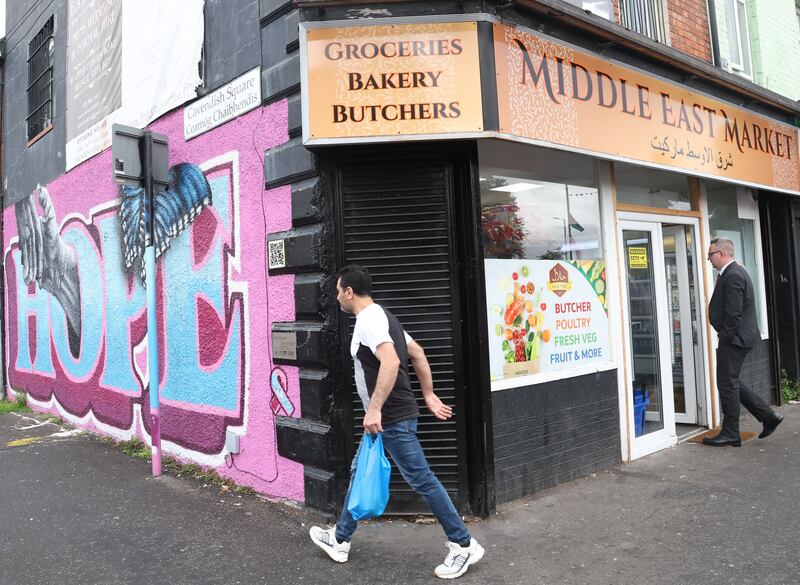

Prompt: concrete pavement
xmin=1 ymin=406 xmax=798 ymax=585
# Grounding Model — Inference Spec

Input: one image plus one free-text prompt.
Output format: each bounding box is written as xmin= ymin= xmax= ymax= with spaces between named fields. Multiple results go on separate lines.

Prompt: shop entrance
xmin=619 ymin=216 xmax=707 ymax=458
xmin=333 ymin=144 xmax=472 ymax=514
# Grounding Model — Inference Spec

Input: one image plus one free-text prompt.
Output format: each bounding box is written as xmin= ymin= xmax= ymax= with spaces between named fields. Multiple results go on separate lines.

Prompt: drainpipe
xmin=706 ymin=0 xmax=722 ymax=67
xmin=0 ymin=42 xmax=5 ymax=402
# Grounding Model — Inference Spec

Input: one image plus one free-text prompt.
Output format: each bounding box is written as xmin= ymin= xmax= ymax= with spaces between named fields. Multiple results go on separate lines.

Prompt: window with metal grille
xmin=620 ymin=0 xmax=668 ymax=44
xmin=27 ymin=15 xmax=55 ymax=143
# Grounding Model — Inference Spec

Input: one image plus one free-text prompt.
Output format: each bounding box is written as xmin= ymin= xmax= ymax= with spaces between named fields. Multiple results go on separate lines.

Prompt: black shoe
xmin=702 ymin=433 xmax=742 ymax=447
xmin=758 ymin=413 xmax=783 ymax=439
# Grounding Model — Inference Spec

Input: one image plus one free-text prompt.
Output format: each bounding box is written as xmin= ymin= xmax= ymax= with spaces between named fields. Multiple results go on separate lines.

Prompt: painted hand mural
xmin=14 ymin=186 xmax=82 ymax=355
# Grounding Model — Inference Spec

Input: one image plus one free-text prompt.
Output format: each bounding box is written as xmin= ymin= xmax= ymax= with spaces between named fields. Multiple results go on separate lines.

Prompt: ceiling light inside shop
xmin=490 ymin=182 xmax=545 ymax=193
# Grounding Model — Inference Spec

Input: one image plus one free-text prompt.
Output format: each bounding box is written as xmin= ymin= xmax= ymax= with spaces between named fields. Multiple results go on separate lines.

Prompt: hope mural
xmin=3 ymin=104 xmax=303 ymax=499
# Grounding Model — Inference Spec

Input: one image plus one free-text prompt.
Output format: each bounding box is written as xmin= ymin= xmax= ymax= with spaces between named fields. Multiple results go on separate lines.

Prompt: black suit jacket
xmin=708 ymin=261 xmax=760 ymax=349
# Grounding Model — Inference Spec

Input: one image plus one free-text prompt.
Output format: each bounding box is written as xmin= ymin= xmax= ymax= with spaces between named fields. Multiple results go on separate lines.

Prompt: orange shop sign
xmin=494 ymin=23 xmax=800 ymax=193
xmin=302 ymin=22 xmax=483 ymax=143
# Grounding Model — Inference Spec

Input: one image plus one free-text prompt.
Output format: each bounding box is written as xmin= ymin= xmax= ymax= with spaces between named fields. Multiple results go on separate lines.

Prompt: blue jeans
xmin=335 ymin=418 xmax=470 ymax=545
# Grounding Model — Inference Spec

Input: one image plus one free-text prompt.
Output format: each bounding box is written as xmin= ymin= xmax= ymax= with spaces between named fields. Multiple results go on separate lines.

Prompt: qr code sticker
xmin=268 ymin=239 xmax=286 ymax=269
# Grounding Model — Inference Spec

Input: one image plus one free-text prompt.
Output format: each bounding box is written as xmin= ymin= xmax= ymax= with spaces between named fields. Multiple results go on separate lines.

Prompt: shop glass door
xmin=662 ymin=225 xmax=700 ymax=425
xmin=620 ymin=220 xmax=676 ymax=454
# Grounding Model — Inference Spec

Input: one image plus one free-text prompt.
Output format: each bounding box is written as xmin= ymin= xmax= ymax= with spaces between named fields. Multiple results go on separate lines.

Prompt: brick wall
xmin=667 ymin=0 xmax=713 ymax=61
xmin=614 ymin=0 xmax=712 ymax=61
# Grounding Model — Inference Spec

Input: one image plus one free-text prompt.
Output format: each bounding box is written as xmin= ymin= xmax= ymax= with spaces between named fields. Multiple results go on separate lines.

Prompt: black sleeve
xmin=719 ymin=271 xmax=745 ymax=344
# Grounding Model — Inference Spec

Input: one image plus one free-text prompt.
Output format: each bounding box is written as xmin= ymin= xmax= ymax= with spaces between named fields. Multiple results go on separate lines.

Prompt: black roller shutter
xmin=335 ymin=145 xmax=469 ymax=514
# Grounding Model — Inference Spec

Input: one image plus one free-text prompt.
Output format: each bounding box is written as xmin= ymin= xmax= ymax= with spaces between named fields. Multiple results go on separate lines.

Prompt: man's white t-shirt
xmin=350 ymin=304 xmax=419 ymax=425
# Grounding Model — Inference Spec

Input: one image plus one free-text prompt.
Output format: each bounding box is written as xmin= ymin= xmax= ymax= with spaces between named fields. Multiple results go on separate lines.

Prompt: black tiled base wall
xmin=492 ymin=370 xmax=621 ymax=504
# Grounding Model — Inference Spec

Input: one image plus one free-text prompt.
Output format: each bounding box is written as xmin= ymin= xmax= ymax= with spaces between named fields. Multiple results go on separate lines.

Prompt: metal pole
xmin=0 ymin=73 xmax=5 ymax=402
xmin=565 ymin=185 xmax=574 ymax=260
xmin=554 ymin=216 xmax=567 ymax=258
xmin=142 ymin=130 xmax=162 ymax=476
xmin=705 ymin=0 xmax=722 ymax=67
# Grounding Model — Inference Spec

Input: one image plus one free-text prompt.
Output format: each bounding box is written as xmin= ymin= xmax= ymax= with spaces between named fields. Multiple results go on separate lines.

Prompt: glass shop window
xmin=615 ymin=163 xmax=693 ymax=211
xmin=479 ymin=142 xmax=603 ymax=261
xmin=706 ymin=183 xmax=767 ymax=335
xmin=479 ymin=141 xmax=611 ymax=389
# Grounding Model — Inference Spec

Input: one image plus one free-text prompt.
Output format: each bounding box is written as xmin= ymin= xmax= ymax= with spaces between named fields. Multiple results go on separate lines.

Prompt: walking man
xmin=704 ymin=237 xmax=783 ymax=446
xmin=309 ymin=264 xmax=484 ymax=579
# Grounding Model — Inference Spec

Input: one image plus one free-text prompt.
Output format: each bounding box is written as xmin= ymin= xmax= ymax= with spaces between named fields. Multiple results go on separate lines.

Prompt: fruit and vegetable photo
xmin=484 ymin=259 xmax=611 ymax=384
xmin=490 ymin=265 xmax=551 ymax=378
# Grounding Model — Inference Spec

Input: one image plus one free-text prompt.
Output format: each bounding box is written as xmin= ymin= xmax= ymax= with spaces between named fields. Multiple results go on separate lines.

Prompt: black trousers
xmin=716 ymin=343 xmax=773 ymax=431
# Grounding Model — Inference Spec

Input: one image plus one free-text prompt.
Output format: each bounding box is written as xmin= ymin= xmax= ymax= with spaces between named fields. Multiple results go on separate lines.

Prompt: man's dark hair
xmin=336 ymin=264 xmax=373 ymax=296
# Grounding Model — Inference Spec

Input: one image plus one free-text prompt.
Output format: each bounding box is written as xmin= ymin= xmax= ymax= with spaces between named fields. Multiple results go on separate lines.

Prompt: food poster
xmin=484 ymin=259 xmax=610 ymax=384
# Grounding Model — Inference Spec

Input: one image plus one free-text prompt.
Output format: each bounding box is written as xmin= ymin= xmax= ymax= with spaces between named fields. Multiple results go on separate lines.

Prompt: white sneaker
xmin=434 ymin=538 xmax=485 ymax=579
xmin=309 ymin=525 xmax=350 ymax=563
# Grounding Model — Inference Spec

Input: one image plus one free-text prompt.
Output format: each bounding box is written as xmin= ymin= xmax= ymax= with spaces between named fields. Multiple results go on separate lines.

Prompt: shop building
xmin=2 ymin=0 xmax=797 ymax=518
xmin=269 ymin=1 xmax=800 ymax=515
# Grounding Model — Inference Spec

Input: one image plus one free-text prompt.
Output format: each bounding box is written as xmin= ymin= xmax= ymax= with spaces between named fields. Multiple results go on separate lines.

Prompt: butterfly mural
xmin=119 ymin=163 xmax=212 ymax=279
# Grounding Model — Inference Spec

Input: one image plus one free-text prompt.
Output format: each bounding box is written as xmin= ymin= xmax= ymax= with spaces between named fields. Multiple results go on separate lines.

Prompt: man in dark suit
xmin=704 ymin=237 xmax=783 ymax=446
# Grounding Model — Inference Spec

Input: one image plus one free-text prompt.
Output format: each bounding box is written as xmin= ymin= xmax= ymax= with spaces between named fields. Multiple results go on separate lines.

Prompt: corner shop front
xmin=299 ymin=16 xmax=799 ymax=508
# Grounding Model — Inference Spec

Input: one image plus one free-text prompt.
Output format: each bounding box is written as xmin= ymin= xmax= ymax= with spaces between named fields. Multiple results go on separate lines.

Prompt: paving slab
xmin=1 ymin=406 xmax=797 ymax=585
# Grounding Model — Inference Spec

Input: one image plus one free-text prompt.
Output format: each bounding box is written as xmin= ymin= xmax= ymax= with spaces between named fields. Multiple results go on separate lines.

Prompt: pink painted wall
xmin=3 ymin=101 xmax=304 ymax=501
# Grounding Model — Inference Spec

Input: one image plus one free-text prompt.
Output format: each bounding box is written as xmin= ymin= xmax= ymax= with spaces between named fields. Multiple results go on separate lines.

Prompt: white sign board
xmin=483 ymin=259 xmax=611 ymax=389
xmin=65 ymin=0 xmax=205 ymax=170
xmin=66 ymin=0 xmax=122 ymax=164
xmin=184 ymin=67 xmax=261 ymax=140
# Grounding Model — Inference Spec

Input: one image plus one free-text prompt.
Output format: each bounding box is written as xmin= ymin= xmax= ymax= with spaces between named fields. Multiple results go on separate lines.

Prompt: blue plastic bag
xmin=347 ymin=433 xmax=391 ymax=520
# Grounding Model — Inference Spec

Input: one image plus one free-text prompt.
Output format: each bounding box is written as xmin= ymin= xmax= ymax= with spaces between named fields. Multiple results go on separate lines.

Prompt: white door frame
xmin=663 ymin=224 xmax=699 ymax=425
xmin=621 ymin=212 xmax=712 ymax=431
xmin=619 ymin=219 xmax=676 ymax=458
xmin=617 ymin=212 xmax=711 ymax=459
